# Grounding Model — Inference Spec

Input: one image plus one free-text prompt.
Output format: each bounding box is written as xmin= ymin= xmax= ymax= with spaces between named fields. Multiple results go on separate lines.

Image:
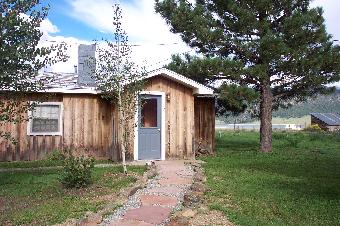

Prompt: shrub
xmin=47 ymin=149 xmax=66 ymax=161
xmin=60 ymin=154 xmax=95 ymax=188
xmin=303 ymin=124 xmax=324 ymax=132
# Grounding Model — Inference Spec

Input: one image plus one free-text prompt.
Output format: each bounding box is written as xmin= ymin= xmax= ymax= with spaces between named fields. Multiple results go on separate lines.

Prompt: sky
xmin=42 ymin=0 xmax=340 ymax=76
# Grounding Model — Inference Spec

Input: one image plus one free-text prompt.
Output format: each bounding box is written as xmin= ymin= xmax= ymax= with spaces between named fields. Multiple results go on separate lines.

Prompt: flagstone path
xmin=101 ymin=161 xmax=194 ymax=226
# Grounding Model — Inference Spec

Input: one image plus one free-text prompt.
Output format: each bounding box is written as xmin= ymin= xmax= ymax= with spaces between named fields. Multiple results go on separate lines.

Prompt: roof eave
xmin=146 ymin=68 xmax=214 ymax=95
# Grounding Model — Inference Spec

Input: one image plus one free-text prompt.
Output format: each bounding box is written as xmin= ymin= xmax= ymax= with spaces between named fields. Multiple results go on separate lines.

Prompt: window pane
xmin=33 ymin=105 xmax=60 ymax=119
xmin=141 ymin=98 xmax=157 ymax=128
xmin=31 ymin=105 xmax=60 ymax=133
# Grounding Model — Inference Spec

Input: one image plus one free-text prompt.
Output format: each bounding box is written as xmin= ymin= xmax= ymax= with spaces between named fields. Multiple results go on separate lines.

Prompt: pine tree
xmin=166 ymin=53 xmax=259 ymax=119
xmin=155 ymin=0 xmax=340 ymax=152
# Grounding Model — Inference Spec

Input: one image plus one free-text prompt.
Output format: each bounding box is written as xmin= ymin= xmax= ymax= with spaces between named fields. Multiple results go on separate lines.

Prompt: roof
xmin=311 ymin=113 xmax=340 ymax=126
xmin=145 ymin=68 xmax=214 ymax=95
xmin=40 ymin=68 xmax=214 ymax=95
xmin=37 ymin=72 xmax=98 ymax=94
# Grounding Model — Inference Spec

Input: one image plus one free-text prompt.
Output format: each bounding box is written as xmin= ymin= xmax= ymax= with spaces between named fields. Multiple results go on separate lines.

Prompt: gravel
xmin=100 ymin=163 xmax=193 ymax=226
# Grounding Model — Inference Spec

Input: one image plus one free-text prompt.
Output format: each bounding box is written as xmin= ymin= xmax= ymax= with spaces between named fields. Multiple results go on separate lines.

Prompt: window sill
xmin=27 ymin=132 xmax=62 ymax=136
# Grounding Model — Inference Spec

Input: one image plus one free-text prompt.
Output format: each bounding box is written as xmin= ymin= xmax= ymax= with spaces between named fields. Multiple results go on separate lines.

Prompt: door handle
xmin=157 ymin=129 xmax=161 ymax=131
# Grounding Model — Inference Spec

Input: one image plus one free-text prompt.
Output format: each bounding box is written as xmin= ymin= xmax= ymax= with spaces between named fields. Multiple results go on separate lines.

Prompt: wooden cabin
xmin=0 ymin=46 xmax=215 ymax=162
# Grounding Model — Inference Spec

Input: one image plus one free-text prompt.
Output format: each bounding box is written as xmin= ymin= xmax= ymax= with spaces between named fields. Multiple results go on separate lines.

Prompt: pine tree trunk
xmin=259 ymin=83 xmax=273 ymax=152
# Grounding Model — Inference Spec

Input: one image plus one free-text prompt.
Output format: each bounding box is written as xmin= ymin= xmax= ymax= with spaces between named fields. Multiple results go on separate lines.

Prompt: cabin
xmin=0 ymin=45 xmax=215 ymax=162
xmin=310 ymin=113 xmax=340 ymax=131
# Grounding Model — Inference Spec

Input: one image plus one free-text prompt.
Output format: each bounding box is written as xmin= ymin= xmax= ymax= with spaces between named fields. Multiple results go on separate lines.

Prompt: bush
xmin=303 ymin=124 xmax=324 ymax=132
xmin=60 ymin=154 xmax=95 ymax=188
xmin=47 ymin=149 xmax=66 ymax=161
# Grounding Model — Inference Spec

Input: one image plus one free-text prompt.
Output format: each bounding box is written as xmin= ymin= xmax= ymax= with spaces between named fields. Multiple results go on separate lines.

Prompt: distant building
xmin=310 ymin=113 xmax=340 ymax=131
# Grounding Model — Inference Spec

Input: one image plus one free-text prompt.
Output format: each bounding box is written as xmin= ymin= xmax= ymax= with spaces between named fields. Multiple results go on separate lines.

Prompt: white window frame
xmin=27 ymin=102 xmax=63 ymax=136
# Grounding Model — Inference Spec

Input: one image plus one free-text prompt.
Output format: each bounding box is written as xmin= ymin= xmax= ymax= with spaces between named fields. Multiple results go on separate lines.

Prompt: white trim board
xmin=27 ymin=102 xmax=63 ymax=136
xmin=145 ymin=68 xmax=214 ymax=95
xmin=134 ymin=91 xmax=166 ymax=161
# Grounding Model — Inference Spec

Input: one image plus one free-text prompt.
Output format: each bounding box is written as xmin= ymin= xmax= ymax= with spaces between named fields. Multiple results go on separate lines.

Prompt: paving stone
xmin=147 ymin=186 xmax=183 ymax=195
xmin=161 ymin=165 xmax=186 ymax=169
xmin=177 ymin=171 xmax=194 ymax=178
xmin=158 ymin=165 xmax=186 ymax=173
xmin=158 ymin=177 xmax=192 ymax=186
xmin=123 ymin=206 xmax=171 ymax=224
xmin=160 ymin=171 xmax=178 ymax=177
xmin=107 ymin=219 xmax=154 ymax=226
xmin=140 ymin=195 xmax=178 ymax=207
xmin=103 ymin=161 xmax=194 ymax=225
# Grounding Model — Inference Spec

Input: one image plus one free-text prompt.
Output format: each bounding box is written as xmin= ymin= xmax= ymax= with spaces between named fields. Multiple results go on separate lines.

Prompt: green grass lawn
xmin=201 ymin=131 xmax=340 ymax=226
xmin=0 ymin=158 xmax=113 ymax=169
xmin=0 ymin=165 xmax=146 ymax=225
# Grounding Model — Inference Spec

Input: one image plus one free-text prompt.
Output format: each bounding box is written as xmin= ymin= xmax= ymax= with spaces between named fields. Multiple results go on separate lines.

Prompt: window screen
xmin=31 ymin=105 xmax=60 ymax=133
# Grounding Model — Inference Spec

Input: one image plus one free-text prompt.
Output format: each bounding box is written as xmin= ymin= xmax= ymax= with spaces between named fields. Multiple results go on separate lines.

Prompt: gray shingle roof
xmin=38 ymin=72 xmax=79 ymax=88
xmin=37 ymin=68 xmax=214 ymax=95
xmin=33 ymin=72 xmax=98 ymax=94
xmin=311 ymin=113 xmax=340 ymax=126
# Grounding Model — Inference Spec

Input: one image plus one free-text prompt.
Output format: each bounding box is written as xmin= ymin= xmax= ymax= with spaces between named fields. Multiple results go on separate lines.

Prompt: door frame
xmin=134 ymin=91 xmax=166 ymax=161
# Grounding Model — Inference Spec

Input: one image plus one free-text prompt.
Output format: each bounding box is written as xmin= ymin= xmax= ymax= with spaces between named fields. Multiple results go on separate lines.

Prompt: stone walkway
xmin=101 ymin=161 xmax=194 ymax=226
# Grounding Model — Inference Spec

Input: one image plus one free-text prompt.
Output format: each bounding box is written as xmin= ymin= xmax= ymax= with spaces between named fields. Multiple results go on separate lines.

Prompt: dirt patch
xmin=190 ymin=209 xmax=234 ymax=226
xmin=0 ymin=197 xmax=6 ymax=211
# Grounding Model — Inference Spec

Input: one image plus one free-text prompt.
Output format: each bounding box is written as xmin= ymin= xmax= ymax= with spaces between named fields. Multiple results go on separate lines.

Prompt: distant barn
xmin=310 ymin=113 xmax=340 ymax=131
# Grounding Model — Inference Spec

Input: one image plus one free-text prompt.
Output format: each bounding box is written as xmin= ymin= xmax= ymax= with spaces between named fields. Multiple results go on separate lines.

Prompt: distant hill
xmin=218 ymin=90 xmax=340 ymax=123
xmin=273 ymin=90 xmax=340 ymax=118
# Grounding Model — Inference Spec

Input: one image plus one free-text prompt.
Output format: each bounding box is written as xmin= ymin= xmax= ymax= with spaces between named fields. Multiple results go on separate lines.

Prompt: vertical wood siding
xmin=144 ymin=75 xmax=195 ymax=159
xmin=194 ymin=97 xmax=215 ymax=154
xmin=0 ymin=94 xmax=115 ymax=161
xmin=0 ymin=75 xmax=215 ymax=162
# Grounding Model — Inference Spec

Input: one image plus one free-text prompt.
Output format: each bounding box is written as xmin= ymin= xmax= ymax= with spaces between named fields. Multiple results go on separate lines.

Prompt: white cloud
xmin=38 ymin=19 xmax=90 ymax=73
xmin=40 ymin=18 xmax=59 ymax=36
xmin=66 ymin=0 xmax=340 ymax=43
xmin=311 ymin=0 xmax=340 ymax=41
xmin=65 ymin=0 xmax=192 ymax=70
xmin=67 ymin=0 xmax=180 ymax=43
xmin=43 ymin=1 xmax=340 ymax=88
xmin=43 ymin=36 xmax=90 ymax=73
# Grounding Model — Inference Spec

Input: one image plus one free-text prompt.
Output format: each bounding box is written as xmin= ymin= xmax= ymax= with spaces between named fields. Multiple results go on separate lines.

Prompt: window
xmin=140 ymin=98 xmax=158 ymax=128
xmin=27 ymin=102 xmax=63 ymax=135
